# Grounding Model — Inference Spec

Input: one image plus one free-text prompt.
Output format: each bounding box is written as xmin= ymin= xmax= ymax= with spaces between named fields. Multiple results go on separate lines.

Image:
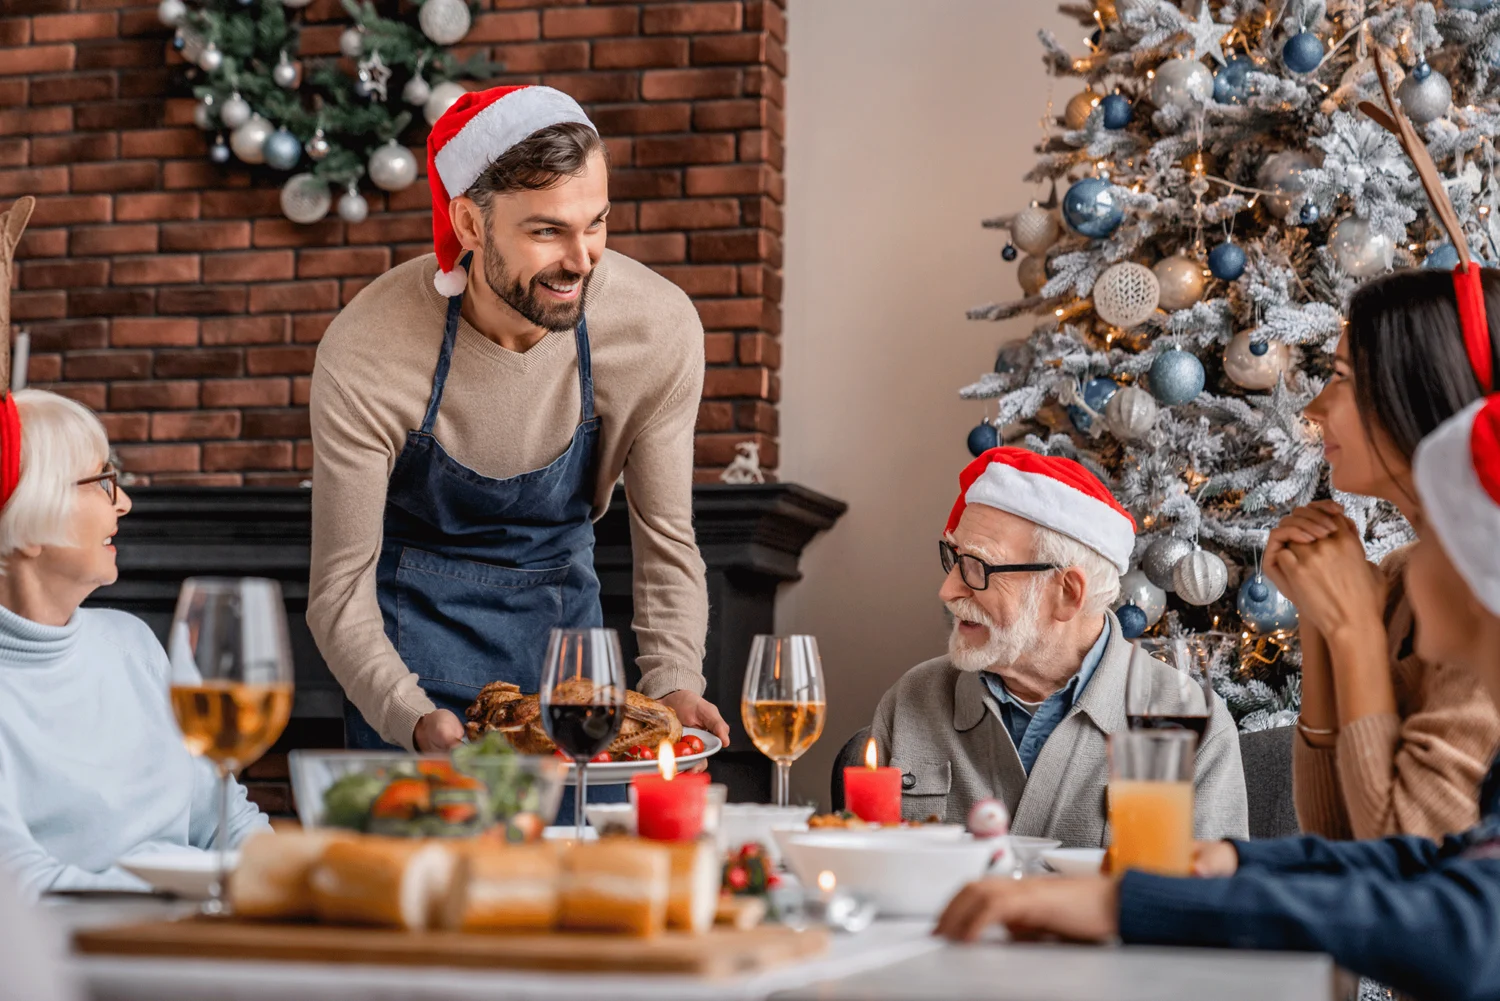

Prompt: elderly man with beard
xmin=308 ymin=87 xmax=728 ymax=799
xmin=868 ymin=448 xmax=1247 ymax=846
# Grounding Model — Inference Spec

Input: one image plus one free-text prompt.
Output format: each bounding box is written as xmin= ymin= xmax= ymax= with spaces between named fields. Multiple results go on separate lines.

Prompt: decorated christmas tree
xmin=963 ymin=0 xmax=1500 ymax=728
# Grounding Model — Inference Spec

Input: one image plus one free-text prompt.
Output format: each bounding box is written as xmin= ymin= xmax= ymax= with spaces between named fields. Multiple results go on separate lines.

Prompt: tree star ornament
xmin=358 ymin=52 xmax=392 ymax=103
xmin=1183 ymin=1 xmax=1230 ymax=66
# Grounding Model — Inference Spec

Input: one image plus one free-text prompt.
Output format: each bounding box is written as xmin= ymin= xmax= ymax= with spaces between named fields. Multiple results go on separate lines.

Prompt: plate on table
xmin=1041 ymin=847 xmax=1106 ymax=876
xmin=1008 ymin=835 xmax=1063 ymax=872
xmin=118 ymin=849 xmax=240 ymax=900
xmin=557 ymin=728 xmax=722 ymax=786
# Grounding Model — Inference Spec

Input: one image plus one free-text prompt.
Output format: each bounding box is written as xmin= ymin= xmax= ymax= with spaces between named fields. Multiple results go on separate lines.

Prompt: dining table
xmin=47 ymin=894 xmax=1339 ymax=1001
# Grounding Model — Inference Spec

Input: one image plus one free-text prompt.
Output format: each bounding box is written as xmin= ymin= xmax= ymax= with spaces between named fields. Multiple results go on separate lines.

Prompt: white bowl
xmin=584 ymin=803 xmax=636 ymax=835
xmin=119 ymin=848 xmax=240 ymax=900
xmin=719 ymin=805 xmax=814 ymax=862
xmin=769 ymin=823 xmax=964 ymax=862
xmin=779 ymin=831 xmax=1000 ymax=917
xmin=1008 ymin=835 xmax=1063 ymax=872
xmin=1042 ymin=847 xmax=1106 ymax=877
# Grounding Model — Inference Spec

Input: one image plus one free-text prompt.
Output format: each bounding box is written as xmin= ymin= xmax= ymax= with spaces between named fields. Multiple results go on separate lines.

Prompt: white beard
xmin=945 ymin=585 xmax=1043 ymax=674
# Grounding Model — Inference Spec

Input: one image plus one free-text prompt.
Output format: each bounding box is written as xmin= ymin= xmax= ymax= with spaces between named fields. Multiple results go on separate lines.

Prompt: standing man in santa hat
xmin=307 ymin=86 xmax=729 ymax=776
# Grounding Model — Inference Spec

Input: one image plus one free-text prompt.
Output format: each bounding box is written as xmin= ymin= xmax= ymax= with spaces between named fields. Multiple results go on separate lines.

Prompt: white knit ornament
xmin=1093 ymin=262 xmax=1160 ymax=328
xmin=1017 ymin=255 xmax=1047 ymax=296
xmin=1174 ymin=549 xmax=1228 ymax=605
xmin=1152 ymin=255 xmax=1206 ymax=311
xmin=1012 ymin=206 xmax=1060 ymax=257
xmin=419 ymin=0 xmax=471 ymax=45
xmin=1105 ymin=385 xmax=1158 ymax=441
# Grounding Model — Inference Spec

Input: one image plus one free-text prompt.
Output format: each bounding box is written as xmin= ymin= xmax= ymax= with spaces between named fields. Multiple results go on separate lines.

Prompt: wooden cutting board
xmin=75 ymin=919 xmax=829 ymax=978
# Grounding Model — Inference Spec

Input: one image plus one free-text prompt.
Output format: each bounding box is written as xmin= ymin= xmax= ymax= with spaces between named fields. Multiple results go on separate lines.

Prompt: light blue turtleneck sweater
xmin=0 ymin=602 xmax=269 ymax=900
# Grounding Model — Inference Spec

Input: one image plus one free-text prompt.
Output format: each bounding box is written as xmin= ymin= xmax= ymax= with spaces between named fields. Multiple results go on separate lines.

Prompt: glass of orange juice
xmin=1107 ymin=729 xmax=1195 ymax=876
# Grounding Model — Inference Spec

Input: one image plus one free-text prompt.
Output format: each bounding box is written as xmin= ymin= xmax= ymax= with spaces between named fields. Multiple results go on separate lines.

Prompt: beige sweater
xmin=1293 ymin=549 xmax=1500 ymax=840
xmin=307 ymin=252 xmax=708 ymax=750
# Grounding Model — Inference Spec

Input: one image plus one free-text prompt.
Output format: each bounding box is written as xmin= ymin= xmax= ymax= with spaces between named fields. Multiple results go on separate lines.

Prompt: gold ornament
xmin=1152 ymin=256 xmax=1207 ymax=311
xmin=1065 ymin=89 xmax=1102 ymax=130
xmin=1018 ymin=255 xmax=1048 ymax=297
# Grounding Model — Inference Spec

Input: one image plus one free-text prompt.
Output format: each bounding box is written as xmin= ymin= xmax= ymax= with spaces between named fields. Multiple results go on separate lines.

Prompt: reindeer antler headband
xmin=1358 ymin=50 xmax=1494 ymax=393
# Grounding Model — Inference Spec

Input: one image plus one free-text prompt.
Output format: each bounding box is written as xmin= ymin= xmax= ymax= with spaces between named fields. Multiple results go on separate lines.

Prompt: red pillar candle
xmin=843 ymin=737 xmax=902 ymax=824
xmin=631 ymin=742 xmax=710 ymax=841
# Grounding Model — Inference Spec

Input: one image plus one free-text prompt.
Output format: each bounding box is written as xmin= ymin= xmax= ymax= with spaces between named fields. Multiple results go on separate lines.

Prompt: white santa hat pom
xmin=433 ymin=265 xmax=468 ymax=298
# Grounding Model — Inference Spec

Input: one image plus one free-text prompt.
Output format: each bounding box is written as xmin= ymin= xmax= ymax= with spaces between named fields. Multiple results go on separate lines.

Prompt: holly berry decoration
xmin=722 ymin=842 xmax=776 ymax=896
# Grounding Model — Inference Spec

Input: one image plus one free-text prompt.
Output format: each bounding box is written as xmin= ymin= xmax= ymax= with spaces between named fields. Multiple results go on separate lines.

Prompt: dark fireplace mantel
xmin=89 ymin=483 xmax=846 ymax=806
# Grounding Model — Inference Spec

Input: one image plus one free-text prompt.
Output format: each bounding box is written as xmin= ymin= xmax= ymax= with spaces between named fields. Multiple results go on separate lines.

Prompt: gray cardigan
xmin=869 ymin=611 xmax=1248 ymax=846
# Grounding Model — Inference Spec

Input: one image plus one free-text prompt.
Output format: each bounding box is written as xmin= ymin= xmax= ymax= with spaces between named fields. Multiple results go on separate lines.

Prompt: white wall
xmin=778 ymin=0 xmax=1079 ymax=806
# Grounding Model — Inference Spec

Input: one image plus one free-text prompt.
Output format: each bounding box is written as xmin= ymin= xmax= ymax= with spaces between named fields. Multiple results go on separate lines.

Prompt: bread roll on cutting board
xmin=229 ymin=829 xmax=353 ymax=920
xmin=443 ymin=842 xmax=561 ymax=932
xmin=559 ymin=841 xmax=669 ymax=937
xmin=309 ymin=837 xmax=456 ymax=931
xmin=663 ymin=839 xmax=720 ymax=934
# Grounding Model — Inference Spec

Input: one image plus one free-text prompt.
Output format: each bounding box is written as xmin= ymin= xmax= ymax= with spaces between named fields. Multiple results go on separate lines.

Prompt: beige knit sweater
xmin=306 ymin=252 xmax=708 ymax=750
xmin=1293 ymin=549 xmax=1500 ymax=840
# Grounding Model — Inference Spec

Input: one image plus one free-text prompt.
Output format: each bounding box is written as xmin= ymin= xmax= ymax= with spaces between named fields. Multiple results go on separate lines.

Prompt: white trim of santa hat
xmin=426 ymin=85 xmax=596 ymax=296
xmin=946 ymin=447 xmax=1137 ymax=574
xmin=1414 ymin=395 xmax=1500 ymax=617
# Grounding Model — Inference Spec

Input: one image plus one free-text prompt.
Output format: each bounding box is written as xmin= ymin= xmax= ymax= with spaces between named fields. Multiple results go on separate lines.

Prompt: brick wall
xmin=2 ymin=0 xmax=785 ymax=484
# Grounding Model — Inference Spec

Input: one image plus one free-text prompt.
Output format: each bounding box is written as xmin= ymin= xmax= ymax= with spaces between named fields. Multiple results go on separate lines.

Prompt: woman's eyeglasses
xmin=939 ymin=540 xmax=1059 ymax=591
xmin=77 ymin=465 xmax=119 ymax=505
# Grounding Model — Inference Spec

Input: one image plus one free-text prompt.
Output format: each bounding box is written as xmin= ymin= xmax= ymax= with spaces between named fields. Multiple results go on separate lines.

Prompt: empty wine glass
xmin=540 ymin=628 xmax=626 ymax=840
xmin=741 ymin=635 xmax=826 ymax=807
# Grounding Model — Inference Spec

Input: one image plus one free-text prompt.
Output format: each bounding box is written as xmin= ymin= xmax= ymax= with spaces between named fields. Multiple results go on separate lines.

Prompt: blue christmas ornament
xmin=263 ymin=128 xmax=302 ymax=171
xmin=1238 ymin=572 xmax=1299 ymax=632
xmin=1002 ymin=243 xmax=1018 ymax=261
xmin=173 ymin=32 xmax=186 ymax=50
xmin=1208 ymin=241 xmax=1247 ymax=280
xmin=1249 ymin=340 xmax=1269 ymax=357
xmin=1282 ymin=32 xmax=1324 ymax=75
xmin=1083 ymin=376 xmax=1119 ymax=412
xmin=1117 ymin=603 xmax=1148 ymax=639
xmin=1213 ymin=56 xmax=1254 ymax=104
xmin=1424 ymin=243 xmax=1461 ymax=269
xmin=1100 ymin=93 xmax=1133 ymax=129
xmin=1066 ymin=404 xmax=1094 ymax=433
xmin=1063 ymin=177 xmax=1124 ymax=239
xmin=1411 ymin=60 xmax=1432 ymax=82
xmin=967 ymin=421 xmax=998 ymax=457
xmin=1299 ymin=202 xmax=1320 ymax=225
xmin=1148 ymin=349 xmax=1206 ymax=406
xmin=209 ymin=136 xmax=230 ymax=164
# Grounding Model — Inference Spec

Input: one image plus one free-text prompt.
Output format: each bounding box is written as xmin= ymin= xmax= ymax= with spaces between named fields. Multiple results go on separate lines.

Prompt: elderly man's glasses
xmin=77 ymin=465 xmax=119 ymax=505
xmin=939 ymin=540 xmax=1059 ymax=591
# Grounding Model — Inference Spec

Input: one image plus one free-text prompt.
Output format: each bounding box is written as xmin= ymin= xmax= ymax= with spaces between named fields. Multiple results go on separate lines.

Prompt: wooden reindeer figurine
xmin=0 ymin=196 xmax=34 ymax=389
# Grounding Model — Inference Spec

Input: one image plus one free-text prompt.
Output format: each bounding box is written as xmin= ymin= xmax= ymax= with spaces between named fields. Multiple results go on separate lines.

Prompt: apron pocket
xmin=894 ymin=760 xmax=952 ymax=823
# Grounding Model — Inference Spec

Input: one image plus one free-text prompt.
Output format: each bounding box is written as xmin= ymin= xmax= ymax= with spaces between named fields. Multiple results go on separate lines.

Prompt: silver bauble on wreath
xmin=424 ymin=81 xmax=467 ymax=126
xmin=1174 ymin=549 xmax=1228 ymax=605
xmin=229 ymin=114 xmax=273 ymax=165
xmin=156 ymin=0 xmax=186 ymax=26
xmin=263 ymin=128 xmax=302 ymax=171
xmin=1011 ymin=206 xmax=1059 ymax=257
xmin=1064 ymin=88 xmax=1100 ymax=130
xmin=1017 ymin=255 xmax=1047 ymax=297
xmin=280 ymin=173 xmax=331 ymax=225
xmin=339 ymin=27 xmax=364 ymax=58
xmin=337 ymin=185 xmax=370 ymax=224
xmin=368 ymin=140 xmax=418 ymax=192
xmin=1143 ymin=536 xmax=1195 ymax=592
xmin=219 ymin=92 xmax=251 ymax=130
xmin=272 ymin=51 xmax=299 ymax=89
xmin=419 ymin=0 xmax=471 ymax=45
xmin=198 ymin=43 xmax=223 ymax=73
xmin=1152 ymin=255 xmax=1206 ymax=311
xmin=403 ymin=74 xmax=432 ymax=107
xmin=1237 ymin=572 xmax=1298 ymax=633
xmin=1396 ymin=65 xmax=1452 ymax=125
xmin=1117 ymin=569 xmax=1167 ymax=628
xmin=1093 ymin=262 xmax=1160 ymax=328
xmin=1151 ymin=58 xmax=1213 ymax=111
xmin=1105 ymin=385 xmax=1158 ymax=441
xmin=1329 ymin=216 xmax=1395 ymax=278
xmin=305 ymin=127 xmax=331 ymax=162
xmin=193 ymin=95 xmax=216 ymax=131
xmin=1223 ymin=331 xmax=1291 ymax=390
xmin=1257 ymin=150 xmax=1317 ymax=219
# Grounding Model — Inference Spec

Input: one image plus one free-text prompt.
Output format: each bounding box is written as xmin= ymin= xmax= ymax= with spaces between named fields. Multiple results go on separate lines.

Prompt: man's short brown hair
xmin=465 ymin=123 xmax=606 ymax=209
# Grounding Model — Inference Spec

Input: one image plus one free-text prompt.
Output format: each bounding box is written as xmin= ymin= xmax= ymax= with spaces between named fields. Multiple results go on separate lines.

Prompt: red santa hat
xmin=425 ymin=85 xmax=596 ymax=297
xmin=947 ymin=447 xmax=1137 ymax=574
xmin=1414 ymin=395 xmax=1500 ymax=617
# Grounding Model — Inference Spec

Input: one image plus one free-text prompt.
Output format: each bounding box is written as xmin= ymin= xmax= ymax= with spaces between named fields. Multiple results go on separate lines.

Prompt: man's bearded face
xmin=481 ymin=222 xmax=591 ymax=333
xmin=945 ymin=584 xmax=1044 ymax=674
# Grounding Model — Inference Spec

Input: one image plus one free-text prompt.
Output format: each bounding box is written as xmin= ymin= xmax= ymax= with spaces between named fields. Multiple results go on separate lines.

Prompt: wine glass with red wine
xmin=540 ymin=627 xmax=626 ymax=839
xmin=1125 ymin=636 xmax=1219 ymax=748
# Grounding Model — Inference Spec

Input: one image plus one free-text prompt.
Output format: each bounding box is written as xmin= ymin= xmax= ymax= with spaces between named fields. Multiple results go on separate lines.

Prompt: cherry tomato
xmin=553 ymin=748 xmax=569 ymax=758
xmin=591 ymin=751 xmax=613 ymax=763
xmin=673 ymin=739 xmax=695 ymax=759
xmin=679 ymin=734 xmax=705 ymax=755
xmin=629 ymin=744 xmax=657 ymax=761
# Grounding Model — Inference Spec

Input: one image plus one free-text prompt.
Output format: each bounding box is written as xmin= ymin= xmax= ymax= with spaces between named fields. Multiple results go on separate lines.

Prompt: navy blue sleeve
xmin=1232 ymin=833 xmax=1448 ymax=877
xmin=1118 ymin=857 xmax=1500 ymax=1001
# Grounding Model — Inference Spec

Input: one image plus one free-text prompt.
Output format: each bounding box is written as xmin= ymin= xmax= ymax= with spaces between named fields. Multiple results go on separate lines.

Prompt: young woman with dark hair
xmin=1264 ymin=268 xmax=1500 ymax=841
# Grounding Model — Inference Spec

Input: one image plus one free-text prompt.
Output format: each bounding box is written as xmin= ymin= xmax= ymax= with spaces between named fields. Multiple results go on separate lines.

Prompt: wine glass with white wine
xmin=741 ymin=635 xmax=826 ymax=807
xmin=167 ymin=577 xmax=294 ymax=915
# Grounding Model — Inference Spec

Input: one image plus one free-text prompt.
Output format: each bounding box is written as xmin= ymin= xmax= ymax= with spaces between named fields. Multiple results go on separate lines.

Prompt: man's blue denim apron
xmin=343 ymin=264 xmax=624 ymax=821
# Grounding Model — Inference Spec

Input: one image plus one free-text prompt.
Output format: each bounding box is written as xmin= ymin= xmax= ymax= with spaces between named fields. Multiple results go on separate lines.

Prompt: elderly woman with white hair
xmin=0 ymin=390 xmax=267 ymax=900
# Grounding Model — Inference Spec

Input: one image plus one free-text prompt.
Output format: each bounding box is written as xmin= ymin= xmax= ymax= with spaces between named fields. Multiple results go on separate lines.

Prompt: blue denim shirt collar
xmin=981 ymin=616 xmax=1111 ymax=775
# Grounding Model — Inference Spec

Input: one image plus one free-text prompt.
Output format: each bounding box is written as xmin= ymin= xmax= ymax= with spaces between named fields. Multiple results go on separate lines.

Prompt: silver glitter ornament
xmin=1011 ymin=206 xmax=1059 ymax=257
xmin=305 ymin=127 xmax=331 ymax=162
xmin=198 ymin=43 xmax=223 ymax=73
xmin=1017 ymin=255 xmax=1047 ymax=297
xmin=273 ymin=51 xmax=298 ymax=89
xmin=1237 ymin=573 xmax=1298 ymax=632
xmin=1143 ymin=536 xmax=1194 ymax=592
xmin=1105 ymin=385 xmax=1158 ymax=441
xmin=1064 ymin=88 xmax=1100 ymax=130
xmin=1152 ymin=255 xmax=1206 ymax=311
xmin=368 ymin=140 xmax=418 ymax=192
xmin=1150 ymin=58 xmax=1213 ymax=111
xmin=1174 ymin=549 xmax=1228 ymax=606
xmin=337 ymin=185 xmax=369 ymax=224
xmin=219 ymin=91 xmax=251 ymax=130
xmin=1223 ymin=331 xmax=1291 ymax=390
xmin=423 ymin=80 xmax=467 ymax=125
xmin=229 ymin=114 xmax=272 ymax=164
xmin=339 ymin=26 xmax=364 ymax=58
xmin=280 ymin=173 xmax=331 ymax=225
xmin=1148 ymin=349 xmax=1205 ymax=405
xmin=419 ymin=0 xmax=471 ymax=45
xmin=263 ymin=128 xmax=302 ymax=171
xmin=157 ymin=0 xmax=186 ymax=26
xmin=1329 ymin=216 xmax=1395 ymax=278
xmin=1257 ymin=150 xmax=1317 ymax=219
xmin=1396 ymin=65 xmax=1451 ymax=125
xmin=403 ymin=74 xmax=432 ymax=107
xmin=1117 ymin=569 xmax=1167 ymax=628
xmin=1093 ymin=262 xmax=1160 ymax=328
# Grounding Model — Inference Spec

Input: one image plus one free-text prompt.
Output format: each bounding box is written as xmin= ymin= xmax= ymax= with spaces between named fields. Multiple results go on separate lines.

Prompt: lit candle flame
xmin=864 ymin=737 xmax=879 ymax=770
xmin=658 ymin=740 xmax=676 ymax=780
xmin=817 ymin=870 xmax=837 ymax=894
